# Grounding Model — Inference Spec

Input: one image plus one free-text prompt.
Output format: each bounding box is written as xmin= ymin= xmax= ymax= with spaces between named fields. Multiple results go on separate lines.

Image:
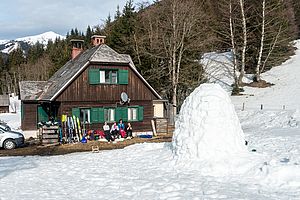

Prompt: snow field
xmin=2 ymin=40 xmax=300 ymax=199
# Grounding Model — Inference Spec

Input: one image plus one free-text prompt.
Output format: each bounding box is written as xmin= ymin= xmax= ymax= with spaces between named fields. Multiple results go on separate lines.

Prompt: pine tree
xmin=115 ymin=5 xmax=121 ymax=19
xmin=85 ymin=25 xmax=93 ymax=48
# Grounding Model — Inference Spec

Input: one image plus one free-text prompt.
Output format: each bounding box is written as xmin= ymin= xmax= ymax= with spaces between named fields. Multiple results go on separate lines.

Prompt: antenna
xmin=120 ymin=92 xmax=129 ymax=104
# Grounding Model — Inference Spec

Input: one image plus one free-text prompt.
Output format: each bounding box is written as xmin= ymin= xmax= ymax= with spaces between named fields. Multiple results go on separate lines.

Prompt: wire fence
xmin=235 ymin=102 xmax=296 ymax=112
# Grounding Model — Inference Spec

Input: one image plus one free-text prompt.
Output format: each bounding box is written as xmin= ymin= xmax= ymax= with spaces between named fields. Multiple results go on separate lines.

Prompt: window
xmin=100 ymin=71 xmax=105 ymax=83
xmin=111 ymin=71 xmax=118 ymax=84
xmin=99 ymin=69 xmax=118 ymax=84
xmin=72 ymin=106 xmax=143 ymax=124
xmin=89 ymin=68 xmax=128 ymax=85
xmin=80 ymin=109 xmax=90 ymax=124
xmin=128 ymin=107 xmax=138 ymax=121
xmin=104 ymin=108 xmax=115 ymax=122
xmin=37 ymin=105 xmax=49 ymax=123
xmin=104 ymin=71 xmax=110 ymax=83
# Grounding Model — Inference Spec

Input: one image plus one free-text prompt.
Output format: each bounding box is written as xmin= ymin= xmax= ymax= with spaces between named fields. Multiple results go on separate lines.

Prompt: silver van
xmin=0 ymin=124 xmax=24 ymax=149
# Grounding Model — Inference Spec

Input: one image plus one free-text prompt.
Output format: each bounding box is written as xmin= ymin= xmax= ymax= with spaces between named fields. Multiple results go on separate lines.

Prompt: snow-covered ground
xmin=1 ymin=42 xmax=300 ymax=199
xmin=232 ymin=40 xmax=300 ymax=110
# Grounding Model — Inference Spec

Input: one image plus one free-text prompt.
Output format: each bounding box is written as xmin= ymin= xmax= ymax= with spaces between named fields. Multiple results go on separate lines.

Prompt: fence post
xmin=242 ymin=102 xmax=245 ymax=111
xmin=283 ymin=105 xmax=286 ymax=110
xmin=260 ymin=104 xmax=263 ymax=110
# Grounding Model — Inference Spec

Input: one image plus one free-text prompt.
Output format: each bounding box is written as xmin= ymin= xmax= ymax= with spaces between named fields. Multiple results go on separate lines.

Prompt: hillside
xmin=231 ymin=40 xmax=300 ymax=111
xmin=0 ymin=31 xmax=64 ymax=54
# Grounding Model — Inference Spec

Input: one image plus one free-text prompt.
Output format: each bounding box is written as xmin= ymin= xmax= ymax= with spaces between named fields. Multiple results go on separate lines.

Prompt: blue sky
xmin=0 ymin=0 xmax=147 ymax=40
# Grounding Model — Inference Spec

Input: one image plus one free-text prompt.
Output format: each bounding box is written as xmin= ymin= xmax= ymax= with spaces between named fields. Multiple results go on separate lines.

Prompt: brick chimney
xmin=91 ymin=35 xmax=106 ymax=46
xmin=70 ymin=39 xmax=84 ymax=59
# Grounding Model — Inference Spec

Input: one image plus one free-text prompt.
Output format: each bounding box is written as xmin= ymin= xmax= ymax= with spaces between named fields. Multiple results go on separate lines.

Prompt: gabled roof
xmin=20 ymin=44 xmax=162 ymax=101
xmin=19 ymin=81 xmax=48 ymax=101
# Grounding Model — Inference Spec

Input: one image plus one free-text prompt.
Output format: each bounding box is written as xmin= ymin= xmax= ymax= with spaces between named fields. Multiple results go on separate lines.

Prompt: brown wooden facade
xmin=21 ymin=102 xmax=38 ymax=130
xmin=21 ymin=63 xmax=160 ymax=131
xmin=56 ymin=64 xmax=156 ymax=102
xmin=0 ymin=106 xmax=9 ymax=113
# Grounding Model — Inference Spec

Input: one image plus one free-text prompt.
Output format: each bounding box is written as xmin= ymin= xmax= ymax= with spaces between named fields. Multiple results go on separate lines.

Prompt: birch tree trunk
xmin=255 ymin=0 xmax=266 ymax=82
xmin=238 ymin=0 xmax=247 ymax=85
xmin=229 ymin=0 xmax=239 ymax=88
xmin=261 ymin=25 xmax=282 ymax=73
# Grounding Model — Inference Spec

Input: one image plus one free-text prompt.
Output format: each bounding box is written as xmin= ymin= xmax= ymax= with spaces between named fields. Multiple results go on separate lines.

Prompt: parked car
xmin=0 ymin=125 xmax=24 ymax=150
xmin=0 ymin=123 xmax=11 ymax=131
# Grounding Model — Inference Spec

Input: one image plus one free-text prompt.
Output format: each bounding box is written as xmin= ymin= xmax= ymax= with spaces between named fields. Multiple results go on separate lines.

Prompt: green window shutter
xmin=91 ymin=107 xmax=100 ymax=123
xmin=116 ymin=107 xmax=122 ymax=122
xmin=118 ymin=70 xmax=128 ymax=85
xmin=121 ymin=107 xmax=128 ymax=122
xmin=99 ymin=107 xmax=105 ymax=123
xmin=72 ymin=108 xmax=80 ymax=118
xmin=38 ymin=105 xmax=48 ymax=122
xmin=116 ymin=107 xmax=128 ymax=122
xmin=138 ymin=106 xmax=144 ymax=121
xmin=89 ymin=68 xmax=100 ymax=84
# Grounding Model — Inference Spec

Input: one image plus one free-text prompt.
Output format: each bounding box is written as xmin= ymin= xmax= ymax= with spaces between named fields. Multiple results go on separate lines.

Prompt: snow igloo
xmin=172 ymin=83 xmax=247 ymax=162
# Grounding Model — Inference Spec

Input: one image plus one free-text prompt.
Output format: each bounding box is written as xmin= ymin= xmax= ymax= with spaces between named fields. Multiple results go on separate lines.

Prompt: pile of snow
xmin=9 ymin=93 xmax=20 ymax=113
xmin=15 ymin=31 xmax=64 ymax=45
xmin=0 ymin=113 xmax=21 ymax=131
xmin=171 ymin=84 xmax=258 ymax=175
xmin=0 ymin=94 xmax=21 ymax=130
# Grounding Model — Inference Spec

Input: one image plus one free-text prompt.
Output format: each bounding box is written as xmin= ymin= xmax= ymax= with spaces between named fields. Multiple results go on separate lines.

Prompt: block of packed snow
xmin=172 ymin=83 xmax=247 ymax=162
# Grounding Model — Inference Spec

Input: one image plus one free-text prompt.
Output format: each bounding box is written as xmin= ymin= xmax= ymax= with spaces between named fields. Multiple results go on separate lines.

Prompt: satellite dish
xmin=120 ymin=92 xmax=128 ymax=103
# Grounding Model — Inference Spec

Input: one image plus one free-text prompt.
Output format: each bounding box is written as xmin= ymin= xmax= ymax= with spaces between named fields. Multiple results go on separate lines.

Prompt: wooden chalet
xmin=0 ymin=94 xmax=9 ymax=113
xmin=19 ymin=36 xmax=167 ymax=134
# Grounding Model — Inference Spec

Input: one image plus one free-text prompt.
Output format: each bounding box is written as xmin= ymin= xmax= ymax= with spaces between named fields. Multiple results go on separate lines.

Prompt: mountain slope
xmin=0 ymin=31 xmax=65 ymax=54
xmin=15 ymin=31 xmax=64 ymax=45
xmin=231 ymin=40 xmax=300 ymax=110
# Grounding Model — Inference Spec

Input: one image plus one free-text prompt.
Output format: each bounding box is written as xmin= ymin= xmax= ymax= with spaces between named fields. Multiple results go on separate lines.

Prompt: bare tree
xmin=254 ymin=0 xmax=266 ymax=82
xmin=229 ymin=0 xmax=240 ymax=89
xmin=254 ymin=0 xmax=297 ymax=81
xmin=238 ymin=0 xmax=247 ymax=85
xmin=137 ymin=0 xmax=210 ymax=112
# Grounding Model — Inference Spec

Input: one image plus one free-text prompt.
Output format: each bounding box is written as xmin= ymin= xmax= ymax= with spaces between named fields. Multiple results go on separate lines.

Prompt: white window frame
xmin=99 ymin=70 xmax=105 ymax=83
xmin=104 ymin=108 xmax=115 ymax=122
xmin=128 ymin=107 xmax=138 ymax=121
xmin=80 ymin=108 xmax=90 ymax=124
xmin=99 ymin=69 xmax=118 ymax=84
xmin=111 ymin=71 xmax=118 ymax=84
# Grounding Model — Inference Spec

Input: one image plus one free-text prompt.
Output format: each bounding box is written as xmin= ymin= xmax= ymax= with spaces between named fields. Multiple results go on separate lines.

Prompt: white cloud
xmin=0 ymin=0 xmax=132 ymax=39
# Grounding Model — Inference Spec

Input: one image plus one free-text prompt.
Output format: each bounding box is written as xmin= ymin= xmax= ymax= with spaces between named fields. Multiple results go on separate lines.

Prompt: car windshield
xmin=0 ymin=124 xmax=11 ymax=131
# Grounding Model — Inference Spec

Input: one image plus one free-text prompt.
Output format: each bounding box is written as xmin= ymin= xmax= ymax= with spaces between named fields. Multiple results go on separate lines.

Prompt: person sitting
xmin=110 ymin=122 xmax=119 ymax=139
xmin=103 ymin=122 xmax=113 ymax=142
xmin=126 ymin=122 xmax=133 ymax=139
xmin=118 ymin=119 xmax=126 ymax=138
